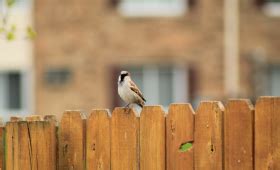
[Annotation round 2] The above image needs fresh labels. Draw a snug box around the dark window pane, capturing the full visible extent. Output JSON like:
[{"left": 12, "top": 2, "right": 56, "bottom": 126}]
[
  {"left": 45, "top": 68, "right": 72, "bottom": 86},
  {"left": 7, "top": 73, "right": 21, "bottom": 109}
]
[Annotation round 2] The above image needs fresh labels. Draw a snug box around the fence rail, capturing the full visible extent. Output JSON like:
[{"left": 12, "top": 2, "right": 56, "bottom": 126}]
[{"left": 0, "top": 96, "right": 279, "bottom": 170}]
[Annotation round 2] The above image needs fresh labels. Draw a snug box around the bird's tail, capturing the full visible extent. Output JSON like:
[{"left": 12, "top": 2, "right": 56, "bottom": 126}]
[{"left": 137, "top": 100, "right": 145, "bottom": 108}]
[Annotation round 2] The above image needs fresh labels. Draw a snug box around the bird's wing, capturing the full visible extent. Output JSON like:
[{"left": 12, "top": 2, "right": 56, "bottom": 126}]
[{"left": 129, "top": 80, "right": 146, "bottom": 102}]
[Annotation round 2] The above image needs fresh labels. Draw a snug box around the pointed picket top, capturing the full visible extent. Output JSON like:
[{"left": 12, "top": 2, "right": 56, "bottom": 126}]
[
  {"left": 141, "top": 105, "right": 166, "bottom": 117},
  {"left": 44, "top": 115, "right": 57, "bottom": 121},
  {"left": 167, "top": 103, "right": 194, "bottom": 170},
  {"left": 195, "top": 101, "right": 224, "bottom": 170},
  {"left": 168, "top": 103, "right": 195, "bottom": 115},
  {"left": 112, "top": 107, "right": 138, "bottom": 118},
  {"left": 226, "top": 99, "right": 254, "bottom": 111},
  {"left": 10, "top": 116, "right": 23, "bottom": 122},
  {"left": 26, "top": 115, "right": 42, "bottom": 121},
  {"left": 88, "top": 109, "right": 111, "bottom": 119},
  {"left": 196, "top": 101, "right": 225, "bottom": 113},
  {"left": 62, "top": 110, "right": 87, "bottom": 120}
]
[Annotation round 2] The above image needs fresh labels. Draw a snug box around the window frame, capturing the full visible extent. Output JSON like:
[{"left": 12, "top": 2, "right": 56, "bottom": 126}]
[{"left": 0, "top": 70, "right": 33, "bottom": 121}]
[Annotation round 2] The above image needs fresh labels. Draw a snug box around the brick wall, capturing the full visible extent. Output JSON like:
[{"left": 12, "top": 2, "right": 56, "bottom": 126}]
[{"left": 34, "top": 0, "right": 279, "bottom": 117}]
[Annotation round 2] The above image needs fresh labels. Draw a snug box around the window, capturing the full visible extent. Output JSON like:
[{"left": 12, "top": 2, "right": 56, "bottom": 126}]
[
  {"left": 117, "top": 0, "right": 188, "bottom": 17},
  {"left": 0, "top": 71, "right": 31, "bottom": 121},
  {"left": 116, "top": 66, "right": 189, "bottom": 110},
  {"left": 263, "top": 0, "right": 280, "bottom": 17},
  {"left": 268, "top": 66, "right": 280, "bottom": 95},
  {"left": 44, "top": 68, "right": 72, "bottom": 86}
]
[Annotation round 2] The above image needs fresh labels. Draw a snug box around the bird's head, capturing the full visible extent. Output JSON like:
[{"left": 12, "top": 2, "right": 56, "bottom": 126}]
[{"left": 118, "top": 70, "right": 130, "bottom": 83}]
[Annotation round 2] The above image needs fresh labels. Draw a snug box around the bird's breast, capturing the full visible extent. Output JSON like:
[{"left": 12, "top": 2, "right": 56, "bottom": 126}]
[{"left": 118, "top": 83, "right": 135, "bottom": 103}]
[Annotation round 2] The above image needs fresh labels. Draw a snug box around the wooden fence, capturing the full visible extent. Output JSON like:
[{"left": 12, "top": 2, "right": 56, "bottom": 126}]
[{"left": 0, "top": 96, "right": 279, "bottom": 170}]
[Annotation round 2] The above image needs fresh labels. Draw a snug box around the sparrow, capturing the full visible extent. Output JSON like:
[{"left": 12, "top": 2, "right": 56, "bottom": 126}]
[{"left": 118, "top": 71, "right": 146, "bottom": 108}]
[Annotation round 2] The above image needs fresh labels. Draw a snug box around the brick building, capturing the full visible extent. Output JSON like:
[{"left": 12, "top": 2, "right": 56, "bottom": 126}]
[{"left": 30, "top": 0, "right": 280, "bottom": 117}]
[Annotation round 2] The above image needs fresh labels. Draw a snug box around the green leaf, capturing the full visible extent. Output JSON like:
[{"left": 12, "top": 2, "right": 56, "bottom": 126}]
[
  {"left": 6, "top": 31, "right": 15, "bottom": 41},
  {"left": 26, "top": 26, "right": 36, "bottom": 39},
  {"left": 6, "top": 0, "right": 16, "bottom": 7},
  {"left": 179, "top": 142, "right": 193, "bottom": 152}
]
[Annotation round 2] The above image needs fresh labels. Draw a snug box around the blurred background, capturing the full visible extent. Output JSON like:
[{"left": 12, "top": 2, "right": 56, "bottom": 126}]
[{"left": 0, "top": 0, "right": 279, "bottom": 120}]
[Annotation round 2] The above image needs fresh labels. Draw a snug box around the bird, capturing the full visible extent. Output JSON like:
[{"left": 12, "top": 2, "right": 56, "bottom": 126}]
[{"left": 118, "top": 70, "right": 146, "bottom": 108}]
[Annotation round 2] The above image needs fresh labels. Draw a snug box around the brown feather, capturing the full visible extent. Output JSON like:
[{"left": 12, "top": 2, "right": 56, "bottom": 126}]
[{"left": 129, "top": 80, "right": 146, "bottom": 102}]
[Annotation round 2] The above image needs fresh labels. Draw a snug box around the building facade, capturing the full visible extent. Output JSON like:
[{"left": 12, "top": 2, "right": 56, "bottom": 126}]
[
  {"left": 0, "top": 0, "right": 34, "bottom": 121},
  {"left": 34, "top": 0, "right": 280, "bottom": 118}
]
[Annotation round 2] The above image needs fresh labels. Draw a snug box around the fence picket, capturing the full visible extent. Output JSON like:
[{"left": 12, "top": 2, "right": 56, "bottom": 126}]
[
  {"left": 166, "top": 104, "right": 194, "bottom": 170},
  {"left": 58, "top": 111, "right": 86, "bottom": 170},
  {"left": 6, "top": 121, "right": 20, "bottom": 170},
  {"left": 18, "top": 121, "right": 32, "bottom": 169},
  {"left": 86, "top": 110, "right": 111, "bottom": 170},
  {"left": 2, "top": 97, "right": 280, "bottom": 169},
  {"left": 194, "top": 101, "right": 224, "bottom": 170},
  {"left": 255, "top": 97, "right": 280, "bottom": 169},
  {"left": 224, "top": 100, "right": 254, "bottom": 170},
  {"left": 25, "top": 115, "right": 57, "bottom": 170},
  {"left": 111, "top": 108, "right": 139, "bottom": 170},
  {"left": 0, "top": 119, "right": 4, "bottom": 170},
  {"left": 140, "top": 106, "right": 165, "bottom": 170},
  {"left": 44, "top": 115, "right": 58, "bottom": 170}
]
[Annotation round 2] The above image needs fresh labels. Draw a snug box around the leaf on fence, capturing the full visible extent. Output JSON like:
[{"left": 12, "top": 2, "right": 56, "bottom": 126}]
[{"left": 179, "top": 142, "right": 193, "bottom": 152}]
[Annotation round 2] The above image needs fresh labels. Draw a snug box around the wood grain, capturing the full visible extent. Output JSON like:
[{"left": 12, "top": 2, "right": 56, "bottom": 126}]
[
  {"left": 59, "top": 111, "right": 86, "bottom": 170},
  {"left": 18, "top": 121, "right": 32, "bottom": 169},
  {"left": 194, "top": 101, "right": 224, "bottom": 170},
  {"left": 86, "top": 109, "right": 111, "bottom": 170},
  {"left": 5, "top": 122, "right": 20, "bottom": 170},
  {"left": 27, "top": 120, "right": 57, "bottom": 170},
  {"left": 111, "top": 108, "right": 139, "bottom": 170},
  {"left": 140, "top": 106, "right": 165, "bottom": 170},
  {"left": 44, "top": 114, "right": 58, "bottom": 170},
  {"left": 255, "top": 96, "right": 280, "bottom": 170},
  {"left": 224, "top": 100, "right": 254, "bottom": 170},
  {"left": 166, "top": 104, "right": 194, "bottom": 170}
]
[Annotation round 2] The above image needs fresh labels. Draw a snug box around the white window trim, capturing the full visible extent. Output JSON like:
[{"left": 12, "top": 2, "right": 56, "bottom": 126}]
[
  {"left": 117, "top": 0, "right": 187, "bottom": 17},
  {"left": 143, "top": 66, "right": 159, "bottom": 104},
  {"left": 172, "top": 67, "right": 188, "bottom": 103},
  {"left": 263, "top": 2, "right": 280, "bottom": 17}
]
